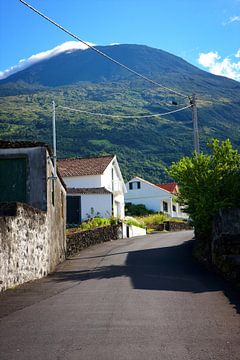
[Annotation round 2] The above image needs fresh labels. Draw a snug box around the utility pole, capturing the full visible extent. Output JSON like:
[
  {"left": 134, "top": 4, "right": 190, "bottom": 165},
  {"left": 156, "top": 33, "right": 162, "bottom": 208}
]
[
  {"left": 52, "top": 100, "right": 57, "bottom": 179},
  {"left": 190, "top": 94, "right": 200, "bottom": 153}
]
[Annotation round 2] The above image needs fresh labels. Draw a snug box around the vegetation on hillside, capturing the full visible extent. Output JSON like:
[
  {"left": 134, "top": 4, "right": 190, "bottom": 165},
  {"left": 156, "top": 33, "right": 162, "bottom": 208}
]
[
  {"left": 1, "top": 44, "right": 240, "bottom": 183},
  {"left": 0, "top": 81, "right": 240, "bottom": 183},
  {"left": 168, "top": 139, "right": 240, "bottom": 259}
]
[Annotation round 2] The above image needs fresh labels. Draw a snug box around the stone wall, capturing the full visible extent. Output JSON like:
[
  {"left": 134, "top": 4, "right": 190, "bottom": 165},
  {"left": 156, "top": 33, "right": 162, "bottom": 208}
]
[
  {"left": 212, "top": 208, "right": 240, "bottom": 283},
  {"left": 0, "top": 203, "right": 48, "bottom": 291},
  {"left": 66, "top": 224, "right": 121, "bottom": 257},
  {"left": 156, "top": 221, "right": 192, "bottom": 231},
  {"left": 0, "top": 200, "right": 66, "bottom": 292}
]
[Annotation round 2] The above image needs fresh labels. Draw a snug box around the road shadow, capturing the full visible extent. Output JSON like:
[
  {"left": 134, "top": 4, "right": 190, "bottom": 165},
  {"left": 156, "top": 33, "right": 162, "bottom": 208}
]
[{"left": 52, "top": 240, "right": 240, "bottom": 313}]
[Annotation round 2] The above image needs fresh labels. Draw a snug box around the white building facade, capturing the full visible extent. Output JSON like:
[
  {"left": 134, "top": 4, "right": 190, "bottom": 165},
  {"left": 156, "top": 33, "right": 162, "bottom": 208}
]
[
  {"left": 58, "top": 155, "right": 126, "bottom": 223},
  {"left": 125, "top": 177, "right": 188, "bottom": 219}
]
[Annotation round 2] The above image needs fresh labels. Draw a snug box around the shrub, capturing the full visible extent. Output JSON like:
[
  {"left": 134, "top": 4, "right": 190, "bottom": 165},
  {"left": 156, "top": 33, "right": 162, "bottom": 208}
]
[
  {"left": 138, "top": 213, "right": 169, "bottom": 229},
  {"left": 168, "top": 139, "right": 240, "bottom": 259},
  {"left": 124, "top": 216, "right": 146, "bottom": 229},
  {"left": 125, "top": 202, "right": 154, "bottom": 216}
]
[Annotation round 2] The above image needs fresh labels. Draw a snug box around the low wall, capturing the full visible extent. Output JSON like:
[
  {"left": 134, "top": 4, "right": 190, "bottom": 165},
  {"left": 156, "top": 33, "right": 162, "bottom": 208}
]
[
  {"left": 66, "top": 224, "right": 122, "bottom": 257},
  {"left": 156, "top": 221, "right": 192, "bottom": 231},
  {"left": 212, "top": 208, "right": 240, "bottom": 282},
  {"left": 124, "top": 224, "right": 146, "bottom": 238},
  {"left": 0, "top": 202, "right": 65, "bottom": 292}
]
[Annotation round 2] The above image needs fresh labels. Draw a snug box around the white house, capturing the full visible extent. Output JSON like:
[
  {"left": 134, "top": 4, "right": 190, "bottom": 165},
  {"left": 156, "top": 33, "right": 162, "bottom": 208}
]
[
  {"left": 58, "top": 155, "right": 126, "bottom": 223},
  {"left": 125, "top": 176, "right": 188, "bottom": 219}
]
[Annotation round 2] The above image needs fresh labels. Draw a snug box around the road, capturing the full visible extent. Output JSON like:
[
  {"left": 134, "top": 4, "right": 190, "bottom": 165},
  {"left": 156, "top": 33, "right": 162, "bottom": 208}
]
[{"left": 0, "top": 231, "right": 239, "bottom": 360}]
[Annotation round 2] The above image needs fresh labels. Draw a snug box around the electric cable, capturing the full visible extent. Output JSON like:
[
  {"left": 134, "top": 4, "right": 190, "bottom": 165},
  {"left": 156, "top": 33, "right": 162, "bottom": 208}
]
[
  {"left": 57, "top": 104, "right": 192, "bottom": 118},
  {"left": 19, "top": 0, "right": 189, "bottom": 99}
]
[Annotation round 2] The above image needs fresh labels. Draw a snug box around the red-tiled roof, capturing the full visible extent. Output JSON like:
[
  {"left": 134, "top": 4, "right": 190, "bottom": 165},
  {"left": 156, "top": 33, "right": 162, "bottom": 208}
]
[
  {"left": 67, "top": 187, "right": 111, "bottom": 195},
  {"left": 156, "top": 182, "right": 178, "bottom": 193},
  {"left": 57, "top": 155, "right": 114, "bottom": 177}
]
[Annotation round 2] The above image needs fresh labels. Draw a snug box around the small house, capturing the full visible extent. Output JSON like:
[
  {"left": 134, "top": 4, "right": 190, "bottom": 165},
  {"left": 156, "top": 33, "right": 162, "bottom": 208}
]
[
  {"left": 57, "top": 155, "right": 126, "bottom": 224},
  {"left": 125, "top": 176, "right": 187, "bottom": 219}
]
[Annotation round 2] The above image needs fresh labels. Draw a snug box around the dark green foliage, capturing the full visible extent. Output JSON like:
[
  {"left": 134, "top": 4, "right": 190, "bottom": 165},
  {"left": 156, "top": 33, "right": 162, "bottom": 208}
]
[
  {"left": 169, "top": 139, "right": 240, "bottom": 259},
  {"left": 125, "top": 203, "right": 154, "bottom": 216}
]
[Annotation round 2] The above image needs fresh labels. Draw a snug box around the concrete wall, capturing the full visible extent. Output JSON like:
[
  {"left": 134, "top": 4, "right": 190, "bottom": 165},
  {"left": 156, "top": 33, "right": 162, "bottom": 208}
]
[
  {"left": 0, "top": 147, "right": 66, "bottom": 292},
  {"left": 122, "top": 223, "right": 146, "bottom": 238}
]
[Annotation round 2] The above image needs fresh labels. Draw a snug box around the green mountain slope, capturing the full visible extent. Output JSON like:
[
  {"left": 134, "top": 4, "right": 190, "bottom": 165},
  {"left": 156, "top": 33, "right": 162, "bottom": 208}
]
[{"left": 0, "top": 44, "right": 240, "bottom": 182}]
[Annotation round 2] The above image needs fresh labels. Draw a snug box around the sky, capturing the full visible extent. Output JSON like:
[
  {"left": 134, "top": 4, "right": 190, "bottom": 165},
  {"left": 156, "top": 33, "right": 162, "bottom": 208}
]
[{"left": 0, "top": 0, "right": 240, "bottom": 81}]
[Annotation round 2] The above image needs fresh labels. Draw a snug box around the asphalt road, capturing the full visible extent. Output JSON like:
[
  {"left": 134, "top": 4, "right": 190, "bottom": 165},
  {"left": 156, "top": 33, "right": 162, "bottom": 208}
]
[{"left": 0, "top": 231, "right": 240, "bottom": 360}]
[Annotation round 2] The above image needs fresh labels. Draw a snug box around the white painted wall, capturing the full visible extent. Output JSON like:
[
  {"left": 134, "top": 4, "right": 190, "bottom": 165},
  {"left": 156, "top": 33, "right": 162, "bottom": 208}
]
[
  {"left": 113, "top": 193, "right": 125, "bottom": 218},
  {"left": 80, "top": 194, "right": 112, "bottom": 221},
  {"left": 63, "top": 175, "right": 102, "bottom": 188},
  {"left": 125, "top": 177, "right": 171, "bottom": 213},
  {"left": 125, "top": 177, "right": 188, "bottom": 219}
]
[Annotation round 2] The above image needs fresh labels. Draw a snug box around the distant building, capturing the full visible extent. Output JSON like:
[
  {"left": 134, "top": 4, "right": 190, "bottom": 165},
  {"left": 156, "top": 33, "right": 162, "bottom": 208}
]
[
  {"left": 125, "top": 176, "right": 188, "bottom": 219},
  {"left": 58, "top": 155, "right": 126, "bottom": 224},
  {"left": 0, "top": 141, "right": 66, "bottom": 291}
]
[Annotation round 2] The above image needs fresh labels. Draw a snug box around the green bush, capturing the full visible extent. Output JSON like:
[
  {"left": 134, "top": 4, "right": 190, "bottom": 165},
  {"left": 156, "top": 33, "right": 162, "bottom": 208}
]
[
  {"left": 125, "top": 203, "right": 154, "bottom": 216},
  {"left": 124, "top": 216, "right": 146, "bottom": 229},
  {"left": 138, "top": 213, "right": 169, "bottom": 229},
  {"left": 168, "top": 139, "right": 240, "bottom": 259}
]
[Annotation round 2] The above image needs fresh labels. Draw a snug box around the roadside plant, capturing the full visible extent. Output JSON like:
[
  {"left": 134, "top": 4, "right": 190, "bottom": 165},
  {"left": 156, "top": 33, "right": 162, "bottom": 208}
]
[{"left": 168, "top": 139, "right": 240, "bottom": 258}]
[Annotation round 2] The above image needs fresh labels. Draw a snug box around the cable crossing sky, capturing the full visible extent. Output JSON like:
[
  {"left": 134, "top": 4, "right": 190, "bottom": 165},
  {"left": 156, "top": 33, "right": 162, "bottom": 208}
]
[{"left": 19, "top": 0, "right": 189, "bottom": 100}]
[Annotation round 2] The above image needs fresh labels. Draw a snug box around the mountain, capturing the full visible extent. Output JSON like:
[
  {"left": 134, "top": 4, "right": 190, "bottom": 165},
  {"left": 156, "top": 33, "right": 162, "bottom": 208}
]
[{"left": 0, "top": 44, "right": 240, "bottom": 182}]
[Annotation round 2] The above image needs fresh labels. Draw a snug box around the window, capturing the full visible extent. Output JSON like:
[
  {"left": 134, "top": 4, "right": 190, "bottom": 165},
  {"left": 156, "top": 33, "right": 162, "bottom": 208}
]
[
  {"left": 172, "top": 204, "right": 176, "bottom": 212},
  {"left": 129, "top": 181, "right": 141, "bottom": 190},
  {"left": 163, "top": 201, "right": 168, "bottom": 212}
]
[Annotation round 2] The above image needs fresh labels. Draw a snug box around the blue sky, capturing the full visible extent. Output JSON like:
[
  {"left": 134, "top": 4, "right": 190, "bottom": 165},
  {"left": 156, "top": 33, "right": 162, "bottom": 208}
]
[{"left": 0, "top": 0, "right": 240, "bottom": 80}]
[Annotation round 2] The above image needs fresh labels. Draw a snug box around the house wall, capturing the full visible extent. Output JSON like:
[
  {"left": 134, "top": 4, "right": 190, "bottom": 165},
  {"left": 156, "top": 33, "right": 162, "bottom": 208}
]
[
  {"left": 113, "top": 193, "right": 125, "bottom": 218},
  {"left": 63, "top": 175, "right": 102, "bottom": 188},
  {"left": 102, "top": 160, "right": 125, "bottom": 218},
  {"left": 81, "top": 194, "right": 112, "bottom": 221},
  {"left": 46, "top": 154, "right": 66, "bottom": 272},
  {"left": 125, "top": 178, "right": 188, "bottom": 219},
  {"left": 0, "top": 147, "right": 66, "bottom": 292},
  {"left": 125, "top": 178, "right": 172, "bottom": 213}
]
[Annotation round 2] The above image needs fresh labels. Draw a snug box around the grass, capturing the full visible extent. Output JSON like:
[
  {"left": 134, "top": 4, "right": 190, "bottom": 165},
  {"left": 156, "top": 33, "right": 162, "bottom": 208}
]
[
  {"left": 66, "top": 217, "right": 117, "bottom": 234},
  {"left": 123, "top": 216, "right": 146, "bottom": 229},
  {"left": 137, "top": 213, "right": 169, "bottom": 229}
]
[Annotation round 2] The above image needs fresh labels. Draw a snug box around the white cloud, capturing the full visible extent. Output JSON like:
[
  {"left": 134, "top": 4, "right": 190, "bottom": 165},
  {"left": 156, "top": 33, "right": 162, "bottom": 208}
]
[
  {"left": 228, "top": 15, "right": 240, "bottom": 23},
  {"left": 197, "top": 49, "right": 240, "bottom": 81},
  {"left": 0, "top": 41, "right": 95, "bottom": 80},
  {"left": 223, "top": 15, "right": 240, "bottom": 25},
  {"left": 198, "top": 52, "right": 220, "bottom": 68}
]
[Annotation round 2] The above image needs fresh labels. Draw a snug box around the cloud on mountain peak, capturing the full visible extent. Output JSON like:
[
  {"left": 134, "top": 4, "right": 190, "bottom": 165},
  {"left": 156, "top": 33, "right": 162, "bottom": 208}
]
[{"left": 0, "top": 41, "right": 95, "bottom": 80}]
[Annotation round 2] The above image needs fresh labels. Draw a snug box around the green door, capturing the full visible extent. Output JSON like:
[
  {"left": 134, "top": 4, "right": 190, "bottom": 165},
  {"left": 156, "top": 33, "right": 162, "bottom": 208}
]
[{"left": 0, "top": 158, "right": 27, "bottom": 202}]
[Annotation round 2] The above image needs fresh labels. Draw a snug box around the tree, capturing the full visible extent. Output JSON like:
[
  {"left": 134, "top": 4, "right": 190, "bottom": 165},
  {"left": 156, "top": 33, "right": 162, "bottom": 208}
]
[{"left": 168, "top": 139, "right": 240, "bottom": 259}]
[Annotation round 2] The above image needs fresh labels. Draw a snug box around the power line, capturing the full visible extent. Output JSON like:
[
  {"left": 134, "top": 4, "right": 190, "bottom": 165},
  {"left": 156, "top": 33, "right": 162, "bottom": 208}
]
[
  {"left": 57, "top": 104, "right": 192, "bottom": 118},
  {"left": 19, "top": 0, "right": 189, "bottom": 99}
]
